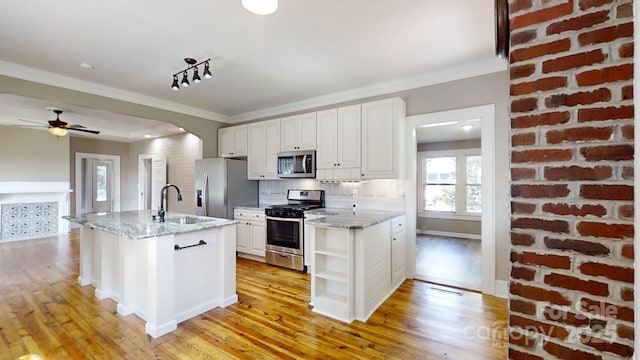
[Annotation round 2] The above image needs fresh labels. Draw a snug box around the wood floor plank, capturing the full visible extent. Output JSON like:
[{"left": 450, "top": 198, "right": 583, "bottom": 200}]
[{"left": 0, "top": 231, "right": 507, "bottom": 359}]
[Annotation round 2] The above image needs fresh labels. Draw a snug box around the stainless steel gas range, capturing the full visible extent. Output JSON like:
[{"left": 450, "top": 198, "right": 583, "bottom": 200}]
[{"left": 264, "top": 189, "right": 325, "bottom": 272}]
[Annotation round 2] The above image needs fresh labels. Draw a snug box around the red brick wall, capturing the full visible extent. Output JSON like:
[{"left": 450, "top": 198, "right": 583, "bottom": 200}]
[{"left": 508, "top": 0, "right": 635, "bottom": 358}]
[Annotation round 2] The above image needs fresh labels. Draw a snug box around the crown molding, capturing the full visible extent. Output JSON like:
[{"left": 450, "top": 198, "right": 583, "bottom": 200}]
[
  {"left": 0, "top": 60, "right": 230, "bottom": 123},
  {"left": 229, "top": 58, "right": 508, "bottom": 123},
  {"left": 0, "top": 58, "right": 507, "bottom": 126}
]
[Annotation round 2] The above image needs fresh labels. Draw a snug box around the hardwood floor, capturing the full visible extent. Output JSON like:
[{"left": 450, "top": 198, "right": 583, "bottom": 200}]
[
  {"left": 0, "top": 231, "right": 507, "bottom": 359},
  {"left": 415, "top": 234, "right": 482, "bottom": 291}
]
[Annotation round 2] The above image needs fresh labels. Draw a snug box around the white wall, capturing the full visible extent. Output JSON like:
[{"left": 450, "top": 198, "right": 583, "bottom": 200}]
[
  {"left": 128, "top": 133, "right": 203, "bottom": 213},
  {"left": 0, "top": 126, "right": 70, "bottom": 182}
]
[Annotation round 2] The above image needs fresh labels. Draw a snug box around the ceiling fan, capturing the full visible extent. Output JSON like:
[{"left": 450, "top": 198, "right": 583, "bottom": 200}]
[{"left": 16, "top": 109, "right": 101, "bottom": 137}]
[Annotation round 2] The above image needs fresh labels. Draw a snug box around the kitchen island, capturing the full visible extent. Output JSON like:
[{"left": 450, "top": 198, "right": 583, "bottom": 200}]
[
  {"left": 305, "top": 209, "right": 406, "bottom": 323},
  {"left": 63, "top": 210, "right": 238, "bottom": 338}
]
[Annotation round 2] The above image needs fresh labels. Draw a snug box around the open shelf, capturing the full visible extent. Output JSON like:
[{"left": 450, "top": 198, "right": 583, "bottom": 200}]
[
  {"left": 315, "top": 248, "right": 348, "bottom": 258},
  {"left": 315, "top": 277, "right": 348, "bottom": 303},
  {"left": 315, "top": 269, "right": 348, "bottom": 283}
]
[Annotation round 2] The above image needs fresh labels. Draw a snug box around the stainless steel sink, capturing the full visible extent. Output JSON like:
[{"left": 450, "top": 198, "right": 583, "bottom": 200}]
[{"left": 164, "top": 216, "right": 213, "bottom": 225}]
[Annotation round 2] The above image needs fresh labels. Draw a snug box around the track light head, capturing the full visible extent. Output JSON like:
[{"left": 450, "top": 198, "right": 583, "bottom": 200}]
[
  {"left": 203, "top": 62, "right": 212, "bottom": 79},
  {"left": 193, "top": 68, "right": 201, "bottom": 83},
  {"left": 181, "top": 71, "right": 190, "bottom": 88},
  {"left": 171, "top": 75, "right": 180, "bottom": 91}
]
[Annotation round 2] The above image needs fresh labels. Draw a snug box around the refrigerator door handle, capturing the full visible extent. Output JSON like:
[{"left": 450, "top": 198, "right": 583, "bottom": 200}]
[{"left": 202, "top": 173, "right": 208, "bottom": 216}]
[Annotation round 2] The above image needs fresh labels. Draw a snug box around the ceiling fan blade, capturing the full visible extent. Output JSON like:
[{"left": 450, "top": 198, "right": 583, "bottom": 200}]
[
  {"left": 11, "top": 125, "right": 47, "bottom": 128},
  {"left": 18, "top": 118, "right": 47, "bottom": 125},
  {"left": 68, "top": 127, "right": 100, "bottom": 134},
  {"left": 67, "top": 124, "right": 86, "bottom": 129}
]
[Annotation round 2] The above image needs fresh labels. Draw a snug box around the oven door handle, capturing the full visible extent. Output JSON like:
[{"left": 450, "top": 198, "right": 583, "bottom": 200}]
[{"left": 266, "top": 216, "right": 304, "bottom": 223}]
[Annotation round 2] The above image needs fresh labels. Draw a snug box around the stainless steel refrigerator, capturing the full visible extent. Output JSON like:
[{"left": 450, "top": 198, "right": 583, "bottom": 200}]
[{"left": 194, "top": 158, "right": 258, "bottom": 219}]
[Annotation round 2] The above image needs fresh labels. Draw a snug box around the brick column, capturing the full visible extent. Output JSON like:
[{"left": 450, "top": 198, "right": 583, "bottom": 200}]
[{"left": 508, "top": 0, "right": 635, "bottom": 358}]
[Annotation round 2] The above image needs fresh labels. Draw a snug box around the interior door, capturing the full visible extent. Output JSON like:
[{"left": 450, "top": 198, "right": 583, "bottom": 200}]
[{"left": 92, "top": 160, "right": 113, "bottom": 212}]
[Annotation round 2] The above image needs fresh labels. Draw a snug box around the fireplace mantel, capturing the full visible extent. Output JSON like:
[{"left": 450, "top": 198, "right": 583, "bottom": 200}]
[{"left": 0, "top": 182, "right": 73, "bottom": 194}]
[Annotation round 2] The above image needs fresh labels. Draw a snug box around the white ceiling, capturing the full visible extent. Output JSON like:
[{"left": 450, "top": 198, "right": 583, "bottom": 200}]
[
  {"left": 416, "top": 118, "right": 482, "bottom": 143},
  {"left": 0, "top": 0, "right": 505, "bottom": 141}
]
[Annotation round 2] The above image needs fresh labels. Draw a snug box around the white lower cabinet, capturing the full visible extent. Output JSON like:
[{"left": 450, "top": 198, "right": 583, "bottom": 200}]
[
  {"left": 234, "top": 208, "right": 266, "bottom": 258},
  {"left": 309, "top": 215, "right": 406, "bottom": 323}
]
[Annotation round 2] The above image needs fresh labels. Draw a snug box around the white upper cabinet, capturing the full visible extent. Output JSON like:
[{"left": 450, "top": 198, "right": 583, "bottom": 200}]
[
  {"left": 361, "top": 98, "right": 405, "bottom": 179},
  {"left": 218, "top": 125, "right": 248, "bottom": 158},
  {"left": 316, "top": 109, "right": 338, "bottom": 170},
  {"left": 316, "top": 105, "right": 361, "bottom": 181},
  {"left": 247, "top": 119, "right": 280, "bottom": 180},
  {"left": 337, "top": 105, "right": 361, "bottom": 169},
  {"left": 281, "top": 112, "right": 317, "bottom": 151}
]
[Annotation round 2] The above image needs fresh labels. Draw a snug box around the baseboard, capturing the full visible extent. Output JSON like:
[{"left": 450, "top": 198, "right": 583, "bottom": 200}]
[
  {"left": 417, "top": 229, "right": 481, "bottom": 240},
  {"left": 94, "top": 288, "right": 111, "bottom": 300},
  {"left": 145, "top": 320, "right": 178, "bottom": 338},
  {"left": 175, "top": 299, "right": 222, "bottom": 323},
  {"left": 116, "top": 303, "right": 135, "bottom": 316},
  {"left": 494, "top": 280, "right": 508, "bottom": 299},
  {"left": 237, "top": 253, "right": 266, "bottom": 262},
  {"left": 77, "top": 276, "right": 91, "bottom": 286},
  {"left": 222, "top": 294, "right": 239, "bottom": 307}
]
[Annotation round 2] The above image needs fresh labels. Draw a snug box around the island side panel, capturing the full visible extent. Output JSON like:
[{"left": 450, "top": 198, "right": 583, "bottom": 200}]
[
  {"left": 144, "top": 234, "right": 177, "bottom": 338},
  {"left": 78, "top": 225, "right": 94, "bottom": 286},
  {"left": 93, "top": 229, "right": 119, "bottom": 301},
  {"left": 354, "top": 220, "right": 391, "bottom": 322},
  {"left": 174, "top": 228, "right": 224, "bottom": 322},
  {"left": 219, "top": 223, "right": 238, "bottom": 306},
  {"left": 116, "top": 236, "right": 137, "bottom": 316}
]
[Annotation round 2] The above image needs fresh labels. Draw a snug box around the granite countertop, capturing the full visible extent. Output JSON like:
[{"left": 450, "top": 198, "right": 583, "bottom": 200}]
[
  {"left": 63, "top": 210, "right": 237, "bottom": 240},
  {"left": 305, "top": 208, "right": 404, "bottom": 229}
]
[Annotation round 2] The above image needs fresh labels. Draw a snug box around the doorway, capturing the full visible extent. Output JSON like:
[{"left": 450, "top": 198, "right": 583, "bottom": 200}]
[
  {"left": 74, "top": 152, "right": 121, "bottom": 215},
  {"left": 405, "top": 104, "right": 497, "bottom": 295},
  {"left": 415, "top": 128, "right": 483, "bottom": 291},
  {"left": 137, "top": 154, "right": 167, "bottom": 211}
]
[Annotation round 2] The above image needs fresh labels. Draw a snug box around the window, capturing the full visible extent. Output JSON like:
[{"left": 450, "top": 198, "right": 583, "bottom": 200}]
[
  {"left": 424, "top": 156, "right": 456, "bottom": 212},
  {"left": 419, "top": 149, "right": 481, "bottom": 217}
]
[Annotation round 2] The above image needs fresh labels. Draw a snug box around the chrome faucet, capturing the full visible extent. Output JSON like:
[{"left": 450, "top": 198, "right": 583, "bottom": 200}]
[{"left": 158, "top": 184, "right": 183, "bottom": 222}]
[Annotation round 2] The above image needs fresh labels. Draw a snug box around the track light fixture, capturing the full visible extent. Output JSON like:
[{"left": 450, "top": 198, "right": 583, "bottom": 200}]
[{"left": 171, "top": 58, "right": 211, "bottom": 91}]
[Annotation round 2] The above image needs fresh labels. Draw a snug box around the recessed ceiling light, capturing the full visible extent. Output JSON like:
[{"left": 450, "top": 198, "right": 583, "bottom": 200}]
[
  {"left": 420, "top": 121, "right": 458, "bottom": 128},
  {"left": 461, "top": 125, "right": 473, "bottom": 131},
  {"left": 178, "top": 127, "right": 185, "bottom": 132},
  {"left": 80, "top": 62, "right": 94, "bottom": 70},
  {"left": 144, "top": 134, "right": 152, "bottom": 138}
]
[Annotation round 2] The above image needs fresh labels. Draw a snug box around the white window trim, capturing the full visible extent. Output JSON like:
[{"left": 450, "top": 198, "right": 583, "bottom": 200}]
[{"left": 417, "top": 148, "right": 481, "bottom": 219}]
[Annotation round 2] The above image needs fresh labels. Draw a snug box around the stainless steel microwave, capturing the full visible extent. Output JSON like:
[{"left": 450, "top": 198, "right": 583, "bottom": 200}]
[{"left": 277, "top": 150, "right": 316, "bottom": 178}]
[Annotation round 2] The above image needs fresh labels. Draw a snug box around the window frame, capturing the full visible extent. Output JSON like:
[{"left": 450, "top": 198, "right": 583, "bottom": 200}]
[{"left": 417, "top": 148, "right": 482, "bottom": 221}]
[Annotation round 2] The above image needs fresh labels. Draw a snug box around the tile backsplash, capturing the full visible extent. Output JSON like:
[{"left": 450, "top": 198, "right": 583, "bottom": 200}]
[
  {"left": 258, "top": 179, "right": 406, "bottom": 211},
  {"left": 1, "top": 202, "right": 58, "bottom": 241}
]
